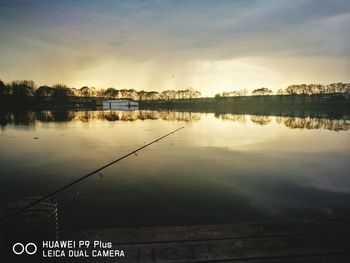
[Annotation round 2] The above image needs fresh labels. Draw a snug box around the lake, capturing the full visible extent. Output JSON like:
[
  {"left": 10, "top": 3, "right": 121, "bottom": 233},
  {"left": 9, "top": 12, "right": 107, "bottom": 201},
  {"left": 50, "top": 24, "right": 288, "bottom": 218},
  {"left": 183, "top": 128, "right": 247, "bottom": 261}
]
[{"left": 0, "top": 110, "right": 349, "bottom": 232}]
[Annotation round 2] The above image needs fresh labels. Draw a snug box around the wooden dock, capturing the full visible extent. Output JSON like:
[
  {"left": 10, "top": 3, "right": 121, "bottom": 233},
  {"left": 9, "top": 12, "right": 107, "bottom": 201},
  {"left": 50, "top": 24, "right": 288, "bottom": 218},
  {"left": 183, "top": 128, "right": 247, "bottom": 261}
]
[{"left": 71, "top": 218, "right": 350, "bottom": 262}]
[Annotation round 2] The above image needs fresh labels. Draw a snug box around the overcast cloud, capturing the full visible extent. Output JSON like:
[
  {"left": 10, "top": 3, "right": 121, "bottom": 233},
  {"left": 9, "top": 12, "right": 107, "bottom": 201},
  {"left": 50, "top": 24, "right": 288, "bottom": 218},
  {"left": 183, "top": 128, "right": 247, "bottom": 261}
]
[{"left": 0, "top": 0, "right": 349, "bottom": 95}]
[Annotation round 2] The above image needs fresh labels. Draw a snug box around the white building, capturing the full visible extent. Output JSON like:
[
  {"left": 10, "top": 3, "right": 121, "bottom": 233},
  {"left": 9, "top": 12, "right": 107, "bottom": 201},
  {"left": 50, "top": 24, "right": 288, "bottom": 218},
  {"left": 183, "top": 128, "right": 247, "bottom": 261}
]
[{"left": 102, "top": 99, "right": 139, "bottom": 110}]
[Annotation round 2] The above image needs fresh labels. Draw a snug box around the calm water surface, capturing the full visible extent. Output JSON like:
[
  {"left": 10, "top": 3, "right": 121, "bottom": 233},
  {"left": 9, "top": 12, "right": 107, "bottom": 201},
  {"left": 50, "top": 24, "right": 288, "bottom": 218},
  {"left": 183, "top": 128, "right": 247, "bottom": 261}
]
[{"left": 0, "top": 110, "right": 350, "bottom": 231}]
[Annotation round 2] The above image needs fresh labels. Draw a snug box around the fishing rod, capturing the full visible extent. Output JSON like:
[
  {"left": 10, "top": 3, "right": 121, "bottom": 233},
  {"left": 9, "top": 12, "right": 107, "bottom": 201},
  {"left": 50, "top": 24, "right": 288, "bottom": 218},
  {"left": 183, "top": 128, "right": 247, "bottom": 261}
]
[{"left": 0, "top": 126, "right": 184, "bottom": 222}]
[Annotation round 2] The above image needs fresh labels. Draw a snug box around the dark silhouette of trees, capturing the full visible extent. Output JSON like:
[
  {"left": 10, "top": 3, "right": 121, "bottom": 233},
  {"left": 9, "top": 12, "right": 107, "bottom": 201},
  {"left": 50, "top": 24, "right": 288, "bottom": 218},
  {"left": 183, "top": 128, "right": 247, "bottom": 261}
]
[
  {"left": 96, "top": 88, "right": 105, "bottom": 99},
  {"left": 104, "top": 88, "right": 119, "bottom": 98},
  {"left": 160, "top": 90, "right": 176, "bottom": 100},
  {"left": 252, "top": 87, "right": 273, "bottom": 96},
  {"left": 0, "top": 79, "right": 7, "bottom": 97},
  {"left": 2, "top": 77, "right": 349, "bottom": 110},
  {"left": 137, "top": 90, "right": 148, "bottom": 101},
  {"left": 52, "top": 84, "right": 72, "bottom": 102},
  {"left": 79, "top": 86, "right": 96, "bottom": 98},
  {"left": 186, "top": 88, "right": 201, "bottom": 100},
  {"left": 118, "top": 89, "right": 137, "bottom": 99},
  {"left": 217, "top": 83, "right": 349, "bottom": 97},
  {"left": 148, "top": 91, "right": 160, "bottom": 100},
  {"left": 11, "top": 80, "right": 36, "bottom": 98},
  {"left": 158, "top": 89, "right": 201, "bottom": 100},
  {"left": 1, "top": 78, "right": 203, "bottom": 104},
  {"left": 284, "top": 83, "right": 349, "bottom": 95},
  {"left": 138, "top": 91, "right": 161, "bottom": 100},
  {"left": 35, "top": 85, "right": 54, "bottom": 98}
]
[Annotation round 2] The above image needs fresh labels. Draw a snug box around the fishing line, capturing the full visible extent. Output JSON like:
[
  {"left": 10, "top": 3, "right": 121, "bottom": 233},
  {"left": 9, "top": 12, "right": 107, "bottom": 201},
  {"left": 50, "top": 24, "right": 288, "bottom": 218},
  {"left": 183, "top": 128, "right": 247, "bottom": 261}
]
[{"left": 0, "top": 126, "right": 184, "bottom": 222}]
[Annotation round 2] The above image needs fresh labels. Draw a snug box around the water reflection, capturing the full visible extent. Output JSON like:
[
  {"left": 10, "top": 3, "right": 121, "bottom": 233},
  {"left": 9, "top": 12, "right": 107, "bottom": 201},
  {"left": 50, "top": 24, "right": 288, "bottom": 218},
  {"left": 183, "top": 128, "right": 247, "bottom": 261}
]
[
  {"left": 276, "top": 116, "right": 350, "bottom": 131},
  {"left": 215, "top": 113, "right": 350, "bottom": 131},
  {"left": 0, "top": 110, "right": 349, "bottom": 131},
  {"left": 0, "top": 109, "right": 349, "bottom": 230},
  {"left": 250, "top": 115, "right": 272, "bottom": 125}
]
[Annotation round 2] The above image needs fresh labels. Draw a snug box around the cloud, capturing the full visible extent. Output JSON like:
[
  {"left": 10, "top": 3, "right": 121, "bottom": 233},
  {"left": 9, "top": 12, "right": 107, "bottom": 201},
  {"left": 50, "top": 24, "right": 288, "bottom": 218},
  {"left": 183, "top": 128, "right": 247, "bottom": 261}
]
[{"left": 0, "top": 0, "right": 349, "bottom": 94}]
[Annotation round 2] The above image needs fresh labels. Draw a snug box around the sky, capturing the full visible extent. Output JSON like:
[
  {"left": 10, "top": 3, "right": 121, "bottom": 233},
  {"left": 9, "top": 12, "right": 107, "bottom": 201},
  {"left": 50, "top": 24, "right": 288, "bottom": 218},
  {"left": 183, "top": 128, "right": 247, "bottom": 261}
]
[{"left": 0, "top": 0, "right": 349, "bottom": 96}]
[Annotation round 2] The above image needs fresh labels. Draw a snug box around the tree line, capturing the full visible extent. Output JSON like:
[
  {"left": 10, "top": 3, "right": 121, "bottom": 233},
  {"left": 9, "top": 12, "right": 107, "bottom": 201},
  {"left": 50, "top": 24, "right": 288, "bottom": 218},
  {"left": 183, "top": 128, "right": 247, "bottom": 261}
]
[
  {"left": 0, "top": 79, "right": 201, "bottom": 102},
  {"left": 215, "top": 82, "right": 349, "bottom": 98},
  {"left": 1, "top": 79, "right": 349, "bottom": 103}
]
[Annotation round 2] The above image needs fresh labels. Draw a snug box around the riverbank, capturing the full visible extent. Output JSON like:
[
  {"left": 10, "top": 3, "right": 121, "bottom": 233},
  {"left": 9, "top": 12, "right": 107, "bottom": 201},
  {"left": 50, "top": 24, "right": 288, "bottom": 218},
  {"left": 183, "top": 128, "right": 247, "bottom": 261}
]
[{"left": 1, "top": 94, "right": 349, "bottom": 115}]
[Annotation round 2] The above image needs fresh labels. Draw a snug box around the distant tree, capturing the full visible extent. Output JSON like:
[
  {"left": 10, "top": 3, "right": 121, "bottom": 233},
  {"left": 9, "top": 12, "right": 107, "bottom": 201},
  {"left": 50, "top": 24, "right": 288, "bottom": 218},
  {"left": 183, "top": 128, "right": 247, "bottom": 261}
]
[
  {"left": 79, "top": 86, "right": 95, "bottom": 97},
  {"left": 0, "top": 79, "right": 6, "bottom": 97},
  {"left": 283, "top": 83, "right": 350, "bottom": 95},
  {"left": 251, "top": 87, "right": 273, "bottom": 96},
  {"left": 95, "top": 89, "right": 105, "bottom": 99},
  {"left": 104, "top": 88, "right": 119, "bottom": 98},
  {"left": 52, "top": 84, "right": 72, "bottom": 102},
  {"left": 161, "top": 90, "right": 177, "bottom": 100},
  {"left": 175, "top": 90, "right": 186, "bottom": 99},
  {"left": 327, "top": 82, "right": 348, "bottom": 94},
  {"left": 11, "top": 80, "right": 36, "bottom": 97},
  {"left": 70, "top": 88, "right": 79, "bottom": 96},
  {"left": 119, "top": 89, "right": 129, "bottom": 99},
  {"left": 149, "top": 91, "right": 160, "bottom": 100},
  {"left": 35, "top": 85, "right": 54, "bottom": 98},
  {"left": 186, "top": 87, "right": 201, "bottom": 100},
  {"left": 127, "top": 89, "right": 138, "bottom": 100},
  {"left": 285, "top": 85, "right": 299, "bottom": 95},
  {"left": 214, "top": 93, "right": 221, "bottom": 99},
  {"left": 137, "top": 90, "right": 148, "bottom": 101},
  {"left": 221, "top": 91, "right": 242, "bottom": 97},
  {"left": 116, "top": 89, "right": 138, "bottom": 99}
]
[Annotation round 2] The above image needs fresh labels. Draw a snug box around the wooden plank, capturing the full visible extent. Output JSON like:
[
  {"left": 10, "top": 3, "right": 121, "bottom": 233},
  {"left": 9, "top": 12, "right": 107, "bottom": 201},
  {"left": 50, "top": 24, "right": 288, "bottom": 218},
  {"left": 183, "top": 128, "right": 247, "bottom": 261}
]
[
  {"left": 67, "top": 233, "right": 350, "bottom": 262},
  {"left": 72, "top": 218, "right": 350, "bottom": 244},
  {"left": 223, "top": 254, "right": 350, "bottom": 263},
  {"left": 2, "top": 220, "right": 350, "bottom": 262}
]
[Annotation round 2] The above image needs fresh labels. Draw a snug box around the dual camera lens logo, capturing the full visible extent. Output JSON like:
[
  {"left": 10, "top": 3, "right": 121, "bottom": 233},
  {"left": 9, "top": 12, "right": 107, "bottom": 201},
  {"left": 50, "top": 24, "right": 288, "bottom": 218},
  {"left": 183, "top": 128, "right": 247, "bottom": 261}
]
[{"left": 12, "top": 243, "right": 37, "bottom": 255}]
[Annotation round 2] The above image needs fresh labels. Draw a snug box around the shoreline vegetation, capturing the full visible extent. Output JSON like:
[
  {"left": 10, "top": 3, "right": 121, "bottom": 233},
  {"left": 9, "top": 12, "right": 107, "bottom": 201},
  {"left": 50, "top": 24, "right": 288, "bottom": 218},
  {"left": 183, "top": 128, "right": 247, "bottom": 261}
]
[{"left": 0, "top": 79, "right": 349, "bottom": 114}]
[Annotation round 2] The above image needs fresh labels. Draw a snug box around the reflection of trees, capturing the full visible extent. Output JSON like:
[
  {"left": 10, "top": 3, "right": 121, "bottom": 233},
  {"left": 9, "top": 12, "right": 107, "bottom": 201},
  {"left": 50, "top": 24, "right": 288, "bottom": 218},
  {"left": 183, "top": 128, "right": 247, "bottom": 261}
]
[
  {"left": 250, "top": 115, "right": 272, "bottom": 125},
  {"left": 158, "top": 111, "right": 201, "bottom": 122},
  {"left": 65, "top": 110, "right": 201, "bottom": 122},
  {"left": 276, "top": 117, "right": 350, "bottom": 131},
  {"left": 0, "top": 110, "right": 201, "bottom": 125},
  {"left": 1, "top": 111, "right": 349, "bottom": 131},
  {"left": 214, "top": 113, "right": 349, "bottom": 131},
  {"left": 51, "top": 111, "right": 75, "bottom": 122},
  {"left": 215, "top": 113, "right": 247, "bottom": 123},
  {"left": 36, "top": 111, "right": 54, "bottom": 122},
  {"left": 36, "top": 111, "right": 75, "bottom": 122},
  {"left": 0, "top": 112, "right": 36, "bottom": 128}
]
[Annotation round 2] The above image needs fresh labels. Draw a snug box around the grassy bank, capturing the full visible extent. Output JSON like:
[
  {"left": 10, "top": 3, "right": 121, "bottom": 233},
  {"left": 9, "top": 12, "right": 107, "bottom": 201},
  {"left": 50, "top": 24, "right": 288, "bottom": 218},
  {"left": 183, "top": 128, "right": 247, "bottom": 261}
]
[{"left": 140, "top": 94, "right": 350, "bottom": 116}]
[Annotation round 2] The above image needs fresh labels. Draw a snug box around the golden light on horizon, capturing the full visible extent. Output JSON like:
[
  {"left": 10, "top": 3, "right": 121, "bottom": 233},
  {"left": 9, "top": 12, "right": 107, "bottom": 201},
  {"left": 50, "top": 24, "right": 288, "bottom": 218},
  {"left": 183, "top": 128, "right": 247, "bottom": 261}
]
[{"left": 0, "top": 1, "right": 349, "bottom": 96}]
